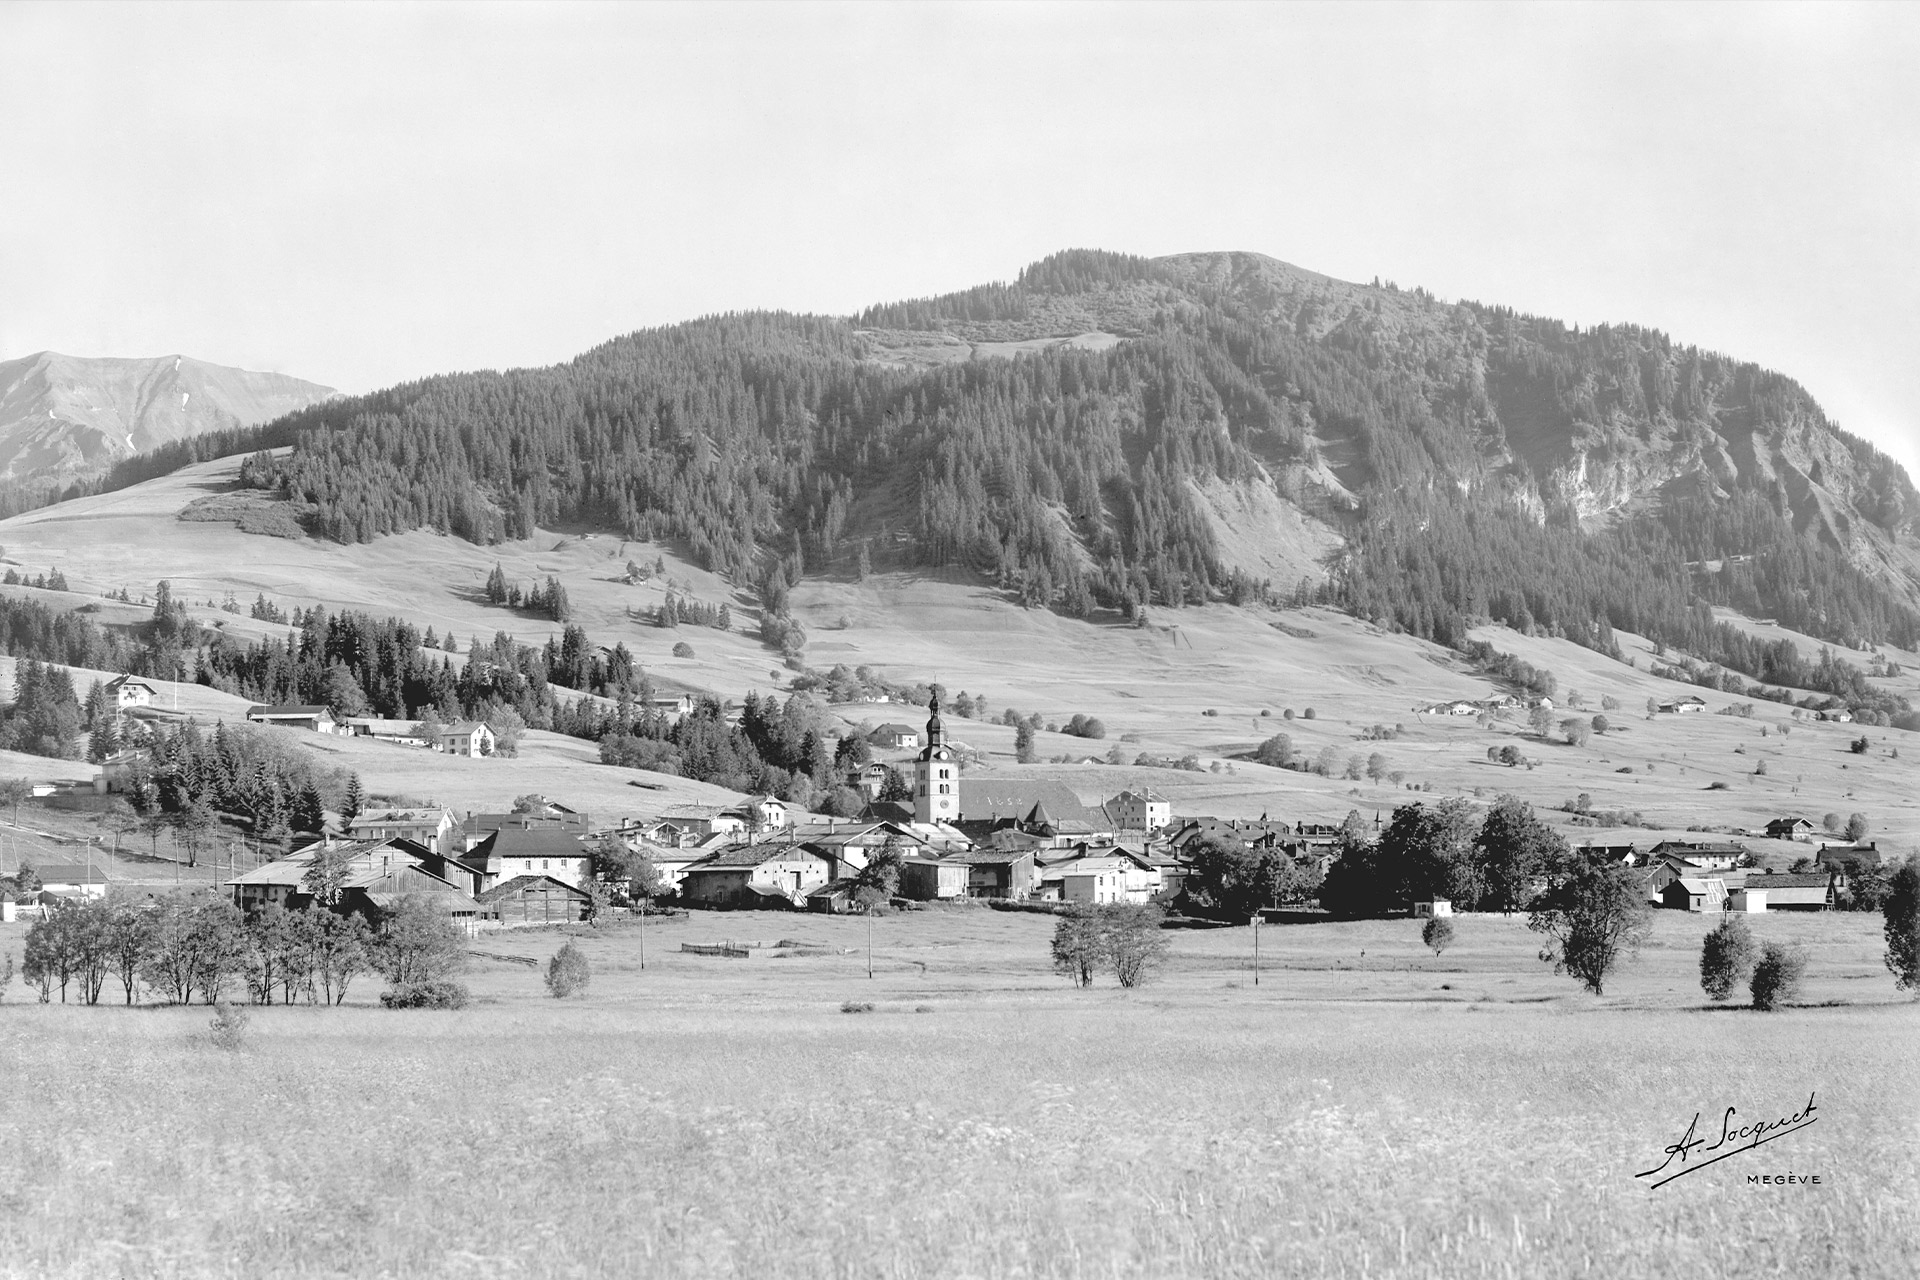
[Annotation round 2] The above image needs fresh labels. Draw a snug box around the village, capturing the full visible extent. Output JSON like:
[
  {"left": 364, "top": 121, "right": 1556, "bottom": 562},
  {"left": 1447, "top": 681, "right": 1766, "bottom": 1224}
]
[{"left": 2, "top": 688, "right": 1891, "bottom": 939}]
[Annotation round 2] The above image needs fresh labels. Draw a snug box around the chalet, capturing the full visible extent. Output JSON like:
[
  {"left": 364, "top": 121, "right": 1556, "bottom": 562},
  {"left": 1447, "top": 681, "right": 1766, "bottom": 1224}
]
[
  {"left": 1815, "top": 708, "right": 1854, "bottom": 723},
  {"left": 1657, "top": 696, "right": 1708, "bottom": 714},
  {"left": 436, "top": 721, "right": 496, "bottom": 757},
  {"left": 649, "top": 693, "right": 697, "bottom": 717},
  {"left": 1413, "top": 898, "right": 1453, "bottom": 918},
  {"left": 1420, "top": 701, "right": 1479, "bottom": 717},
  {"left": 1742, "top": 871, "right": 1834, "bottom": 911},
  {"left": 33, "top": 864, "right": 109, "bottom": 900},
  {"left": 899, "top": 856, "right": 970, "bottom": 901},
  {"left": 347, "top": 807, "right": 458, "bottom": 857},
  {"left": 460, "top": 827, "right": 591, "bottom": 891},
  {"left": 1107, "top": 788, "right": 1172, "bottom": 832},
  {"left": 1661, "top": 876, "right": 1728, "bottom": 913},
  {"left": 477, "top": 875, "right": 593, "bottom": 926},
  {"left": 728, "top": 795, "right": 790, "bottom": 831},
  {"left": 640, "top": 846, "right": 706, "bottom": 894},
  {"left": 847, "top": 761, "right": 892, "bottom": 799},
  {"left": 106, "top": 675, "right": 157, "bottom": 709},
  {"left": 678, "top": 845, "right": 830, "bottom": 909},
  {"left": 246, "top": 705, "right": 345, "bottom": 734},
  {"left": 1764, "top": 817, "right": 1817, "bottom": 842},
  {"left": 871, "top": 723, "right": 920, "bottom": 750}
]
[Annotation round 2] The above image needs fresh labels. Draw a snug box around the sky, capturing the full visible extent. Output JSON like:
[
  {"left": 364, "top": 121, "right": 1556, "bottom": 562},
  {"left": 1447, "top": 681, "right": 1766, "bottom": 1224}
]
[{"left": 3, "top": 1, "right": 1917, "bottom": 477}]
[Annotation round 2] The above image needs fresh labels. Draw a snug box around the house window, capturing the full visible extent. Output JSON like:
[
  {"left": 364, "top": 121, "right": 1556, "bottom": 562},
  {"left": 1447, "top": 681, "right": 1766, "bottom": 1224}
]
[{"left": 542, "top": 860, "right": 549, "bottom": 870}]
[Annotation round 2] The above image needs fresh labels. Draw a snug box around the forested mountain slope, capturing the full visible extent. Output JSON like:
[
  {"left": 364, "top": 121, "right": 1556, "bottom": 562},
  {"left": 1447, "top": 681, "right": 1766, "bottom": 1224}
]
[{"left": 111, "top": 251, "right": 1920, "bottom": 681}]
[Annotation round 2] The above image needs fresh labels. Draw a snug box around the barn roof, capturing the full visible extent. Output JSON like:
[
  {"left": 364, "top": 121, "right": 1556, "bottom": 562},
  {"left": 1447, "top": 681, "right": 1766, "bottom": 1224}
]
[
  {"left": 476, "top": 874, "right": 591, "bottom": 905},
  {"left": 1747, "top": 873, "right": 1832, "bottom": 889}
]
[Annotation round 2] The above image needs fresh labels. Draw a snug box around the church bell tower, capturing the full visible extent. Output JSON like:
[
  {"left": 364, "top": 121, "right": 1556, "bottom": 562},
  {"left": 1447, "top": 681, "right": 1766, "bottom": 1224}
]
[{"left": 913, "top": 692, "right": 958, "bottom": 824}]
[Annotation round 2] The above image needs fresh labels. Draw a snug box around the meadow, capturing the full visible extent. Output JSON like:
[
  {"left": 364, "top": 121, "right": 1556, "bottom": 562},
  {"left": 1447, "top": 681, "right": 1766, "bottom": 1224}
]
[{"left": 3, "top": 906, "right": 1916, "bottom": 1279}]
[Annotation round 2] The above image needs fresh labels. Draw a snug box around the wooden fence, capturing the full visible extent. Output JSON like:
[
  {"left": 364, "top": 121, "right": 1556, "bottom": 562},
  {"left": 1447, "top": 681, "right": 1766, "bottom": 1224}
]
[{"left": 681, "top": 943, "right": 751, "bottom": 958}]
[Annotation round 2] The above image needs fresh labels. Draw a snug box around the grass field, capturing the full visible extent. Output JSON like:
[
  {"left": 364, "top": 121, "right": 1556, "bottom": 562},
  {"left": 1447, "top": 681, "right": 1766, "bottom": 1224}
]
[{"left": 3, "top": 907, "right": 1916, "bottom": 1278}]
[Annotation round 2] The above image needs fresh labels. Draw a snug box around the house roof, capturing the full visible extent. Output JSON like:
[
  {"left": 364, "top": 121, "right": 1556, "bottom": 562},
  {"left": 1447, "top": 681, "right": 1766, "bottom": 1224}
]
[
  {"left": 32, "top": 863, "right": 110, "bottom": 884},
  {"left": 470, "top": 828, "right": 589, "bottom": 860},
  {"left": 874, "top": 723, "right": 917, "bottom": 735},
  {"left": 687, "top": 844, "right": 827, "bottom": 870},
  {"left": 440, "top": 721, "right": 489, "bottom": 736},
  {"left": 1747, "top": 873, "right": 1832, "bottom": 889},
  {"left": 476, "top": 874, "right": 592, "bottom": 905},
  {"left": 1672, "top": 877, "right": 1726, "bottom": 894},
  {"left": 106, "top": 675, "right": 156, "bottom": 690},
  {"left": 247, "top": 704, "right": 334, "bottom": 718},
  {"left": 963, "top": 780, "right": 1101, "bottom": 826}
]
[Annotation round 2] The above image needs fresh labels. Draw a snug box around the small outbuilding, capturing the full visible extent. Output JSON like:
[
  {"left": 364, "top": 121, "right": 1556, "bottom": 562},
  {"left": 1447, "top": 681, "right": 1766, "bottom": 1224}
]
[{"left": 1413, "top": 898, "right": 1454, "bottom": 918}]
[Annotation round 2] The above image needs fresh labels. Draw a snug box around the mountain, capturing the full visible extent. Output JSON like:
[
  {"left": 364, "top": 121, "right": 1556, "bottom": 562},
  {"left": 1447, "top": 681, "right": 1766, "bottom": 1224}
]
[
  {"left": 0, "top": 351, "right": 335, "bottom": 486},
  {"left": 82, "top": 250, "right": 1920, "bottom": 693}
]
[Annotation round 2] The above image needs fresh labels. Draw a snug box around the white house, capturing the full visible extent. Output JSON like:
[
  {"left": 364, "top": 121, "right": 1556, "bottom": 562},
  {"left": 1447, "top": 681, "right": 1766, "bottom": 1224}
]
[
  {"left": 1413, "top": 898, "right": 1453, "bottom": 918},
  {"left": 872, "top": 723, "right": 920, "bottom": 750},
  {"left": 106, "top": 675, "right": 157, "bottom": 709},
  {"left": 437, "top": 721, "right": 496, "bottom": 757},
  {"left": 1107, "top": 788, "right": 1172, "bottom": 832}
]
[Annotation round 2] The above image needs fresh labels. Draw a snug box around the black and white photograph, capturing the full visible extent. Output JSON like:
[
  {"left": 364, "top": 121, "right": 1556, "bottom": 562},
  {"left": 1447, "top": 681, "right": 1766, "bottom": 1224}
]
[{"left": 1, "top": 3, "right": 1917, "bottom": 1276}]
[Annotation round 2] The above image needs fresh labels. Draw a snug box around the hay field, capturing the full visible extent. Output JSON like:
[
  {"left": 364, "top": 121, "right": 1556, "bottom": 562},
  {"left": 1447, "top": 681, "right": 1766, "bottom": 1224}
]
[{"left": 2, "top": 908, "right": 1916, "bottom": 1279}]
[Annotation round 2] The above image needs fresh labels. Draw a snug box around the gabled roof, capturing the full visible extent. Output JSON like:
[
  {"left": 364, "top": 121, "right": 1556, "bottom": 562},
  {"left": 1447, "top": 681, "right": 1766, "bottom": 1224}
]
[
  {"left": 1747, "top": 873, "right": 1832, "bottom": 889},
  {"left": 686, "top": 844, "right": 828, "bottom": 870},
  {"left": 470, "top": 828, "right": 589, "bottom": 860},
  {"left": 1672, "top": 877, "right": 1726, "bottom": 894},
  {"left": 963, "top": 780, "right": 1101, "bottom": 826},
  {"left": 247, "top": 704, "right": 334, "bottom": 718},
  {"left": 106, "top": 674, "right": 156, "bottom": 690},
  {"left": 32, "top": 863, "right": 110, "bottom": 884},
  {"left": 476, "top": 874, "right": 591, "bottom": 905},
  {"left": 440, "top": 721, "right": 489, "bottom": 736}
]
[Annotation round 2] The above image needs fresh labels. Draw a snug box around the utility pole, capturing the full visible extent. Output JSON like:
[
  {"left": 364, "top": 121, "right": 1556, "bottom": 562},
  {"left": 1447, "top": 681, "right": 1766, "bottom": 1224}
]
[
  {"left": 638, "top": 893, "right": 647, "bottom": 970},
  {"left": 1252, "top": 914, "right": 1261, "bottom": 986},
  {"left": 867, "top": 909, "right": 874, "bottom": 979}
]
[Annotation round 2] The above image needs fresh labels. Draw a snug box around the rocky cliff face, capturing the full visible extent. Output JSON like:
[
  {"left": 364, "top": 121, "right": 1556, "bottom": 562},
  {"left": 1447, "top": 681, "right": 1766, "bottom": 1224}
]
[{"left": 0, "top": 351, "right": 335, "bottom": 485}]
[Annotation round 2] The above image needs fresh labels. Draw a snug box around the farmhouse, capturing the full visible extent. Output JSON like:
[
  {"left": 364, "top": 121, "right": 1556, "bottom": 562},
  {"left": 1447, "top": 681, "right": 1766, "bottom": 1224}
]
[
  {"left": 1107, "top": 788, "right": 1172, "bottom": 832},
  {"left": 1742, "top": 871, "right": 1834, "bottom": 911},
  {"left": 436, "top": 721, "right": 496, "bottom": 757},
  {"left": 226, "top": 839, "right": 479, "bottom": 923},
  {"left": 1413, "top": 898, "right": 1453, "bottom": 918},
  {"left": 246, "top": 704, "right": 345, "bottom": 734},
  {"left": 730, "top": 795, "right": 790, "bottom": 830},
  {"left": 1764, "top": 817, "right": 1816, "bottom": 842},
  {"left": 1657, "top": 695, "right": 1708, "bottom": 714},
  {"left": 871, "top": 723, "right": 920, "bottom": 750},
  {"left": 106, "top": 674, "right": 157, "bottom": 709},
  {"left": 460, "top": 827, "right": 591, "bottom": 891},
  {"left": 33, "top": 864, "right": 109, "bottom": 900},
  {"left": 1037, "top": 849, "right": 1163, "bottom": 905},
  {"left": 347, "top": 807, "right": 458, "bottom": 857},
  {"left": 960, "top": 781, "right": 1113, "bottom": 843},
  {"left": 947, "top": 847, "right": 1039, "bottom": 900},
  {"left": 1649, "top": 840, "right": 1747, "bottom": 870},
  {"left": 679, "top": 845, "right": 831, "bottom": 908}
]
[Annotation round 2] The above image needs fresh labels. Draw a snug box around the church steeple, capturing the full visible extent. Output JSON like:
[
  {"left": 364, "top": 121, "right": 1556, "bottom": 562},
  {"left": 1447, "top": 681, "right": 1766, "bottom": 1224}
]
[{"left": 913, "top": 688, "right": 957, "bottom": 823}]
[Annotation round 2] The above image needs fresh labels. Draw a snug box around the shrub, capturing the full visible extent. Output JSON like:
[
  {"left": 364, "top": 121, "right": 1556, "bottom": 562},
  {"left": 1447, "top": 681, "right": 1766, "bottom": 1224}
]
[
  {"left": 1699, "top": 915, "right": 1757, "bottom": 1001},
  {"left": 1283, "top": 709, "right": 1295, "bottom": 720},
  {"left": 380, "top": 980, "right": 470, "bottom": 1009},
  {"left": 545, "top": 941, "right": 591, "bottom": 998},
  {"left": 672, "top": 641, "right": 695, "bottom": 658},
  {"left": 209, "top": 1002, "right": 250, "bottom": 1051},
  {"left": 1422, "top": 916, "right": 1455, "bottom": 957},
  {"left": 1750, "top": 943, "right": 1807, "bottom": 1011},
  {"left": 1706, "top": 780, "right": 1731, "bottom": 790},
  {"left": 840, "top": 1000, "right": 875, "bottom": 1014},
  {"left": 1302, "top": 708, "right": 1316, "bottom": 720}
]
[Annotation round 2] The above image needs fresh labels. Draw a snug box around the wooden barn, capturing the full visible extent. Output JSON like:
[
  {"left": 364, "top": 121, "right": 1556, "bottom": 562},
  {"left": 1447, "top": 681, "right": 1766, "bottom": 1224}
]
[{"left": 477, "top": 874, "right": 593, "bottom": 926}]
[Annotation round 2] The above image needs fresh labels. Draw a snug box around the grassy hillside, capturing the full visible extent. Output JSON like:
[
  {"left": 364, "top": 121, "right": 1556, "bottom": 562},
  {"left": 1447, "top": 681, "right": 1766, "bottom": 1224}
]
[{"left": 2, "top": 454, "right": 1915, "bottom": 850}]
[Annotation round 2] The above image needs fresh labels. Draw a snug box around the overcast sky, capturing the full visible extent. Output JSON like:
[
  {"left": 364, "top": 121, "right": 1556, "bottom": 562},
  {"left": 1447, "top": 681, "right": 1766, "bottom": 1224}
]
[{"left": 3, "top": 2, "right": 1916, "bottom": 476}]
